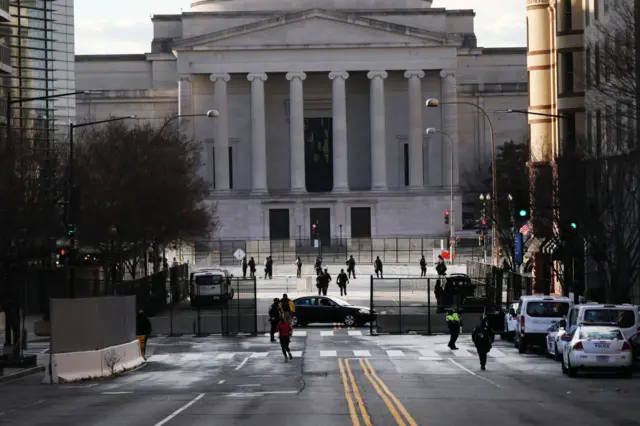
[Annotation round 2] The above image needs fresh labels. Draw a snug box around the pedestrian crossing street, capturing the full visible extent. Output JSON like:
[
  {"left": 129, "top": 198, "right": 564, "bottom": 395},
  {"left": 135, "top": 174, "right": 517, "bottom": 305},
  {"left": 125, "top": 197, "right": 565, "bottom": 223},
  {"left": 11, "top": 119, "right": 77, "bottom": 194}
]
[{"left": 146, "top": 343, "right": 541, "bottom": 364}]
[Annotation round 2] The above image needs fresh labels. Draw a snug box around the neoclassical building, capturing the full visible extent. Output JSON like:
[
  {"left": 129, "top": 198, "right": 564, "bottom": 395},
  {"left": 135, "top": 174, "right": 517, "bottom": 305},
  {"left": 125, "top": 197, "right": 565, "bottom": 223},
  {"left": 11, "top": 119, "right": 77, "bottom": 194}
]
[{"left": 75, "top": 0, "right": 528, "bottom": 241}]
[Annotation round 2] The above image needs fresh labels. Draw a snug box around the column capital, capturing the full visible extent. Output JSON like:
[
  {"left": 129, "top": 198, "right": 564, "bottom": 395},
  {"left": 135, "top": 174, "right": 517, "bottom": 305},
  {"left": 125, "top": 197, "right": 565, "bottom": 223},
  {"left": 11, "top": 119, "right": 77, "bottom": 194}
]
[
  {"left": 439, "top": 70, "right": 456, "bottom": 79},
  {"left": 367, "top": 70, "right": 388, "bottom": 80},
  {"left": 404, "top": 69, "right": 425, "bottom": 79},
  {"left": 210, "top": 73, "right": 231, "bottom": 82},
  {"left": 329, "top": 71, "right": 349, "bottom": 81},
  {"left": 286, "top": 71, "right": 307, "bottom": 81},
  {"left": 178, "top": 74, "right": 194, "bottom": 82},
  {"left": 247, "top": 72, "right": 268, "bottom": 82}
]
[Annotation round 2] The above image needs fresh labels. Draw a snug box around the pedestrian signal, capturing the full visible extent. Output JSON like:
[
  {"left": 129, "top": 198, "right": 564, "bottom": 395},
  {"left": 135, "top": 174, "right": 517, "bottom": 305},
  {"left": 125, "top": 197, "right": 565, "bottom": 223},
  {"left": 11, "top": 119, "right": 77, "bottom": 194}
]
[{"left": 444, "top": 210, "right": 449, "bottom": 225}]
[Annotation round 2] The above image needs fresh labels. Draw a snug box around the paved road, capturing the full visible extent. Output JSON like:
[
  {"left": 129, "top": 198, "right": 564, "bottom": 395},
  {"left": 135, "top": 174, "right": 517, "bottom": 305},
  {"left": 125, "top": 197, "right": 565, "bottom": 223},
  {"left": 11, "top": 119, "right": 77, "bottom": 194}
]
[{"left": 2, "top": 329, "right": 640, "bottom": 425}]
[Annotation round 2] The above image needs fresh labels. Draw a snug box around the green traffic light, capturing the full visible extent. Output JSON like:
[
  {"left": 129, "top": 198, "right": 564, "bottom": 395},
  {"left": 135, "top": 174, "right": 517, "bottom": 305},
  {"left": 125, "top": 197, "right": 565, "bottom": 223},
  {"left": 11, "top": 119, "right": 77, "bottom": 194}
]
[
  {"left": 570, "top": 222, "right": 577, "bottom": 229},
  {"left": 519, "top": 209, "right": 527, "bottom": 217}
]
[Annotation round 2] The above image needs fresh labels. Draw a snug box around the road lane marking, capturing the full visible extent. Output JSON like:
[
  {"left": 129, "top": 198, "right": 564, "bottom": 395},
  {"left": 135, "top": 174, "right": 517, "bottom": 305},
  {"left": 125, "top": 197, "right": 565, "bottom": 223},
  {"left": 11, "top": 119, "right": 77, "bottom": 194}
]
[
  {"left": 489, "top": 349, "right": 506, "bottom": 358},
  {"left": 147, "top": 354, "right": 169, "bottom": 362},
  {"left": 293, "top": 331, "right": 307, "bottom": 337},
  {"left": 235, "top": 357, "right": 250, "bottom": 370},
  {"left": 386, "top": 350, "right": 405, "bottom": 357},
  {"left": 449, "top": 347, "right": 473, "bottom": 357},
  {"left": 363, "top": 359, "right": 419, "bottom": 426},
  {"left": 321, "top": 350, "right": 338, "bottom": 357},
  {"left": 218, "top": 380, "right": 225, "bottom": 384},
  {"left": 249, "top": 352, "right": 269, "bottom": 358},
  {"left": 321, "top": 331, "right": 334, "bottom": 336},
  {"left": 290, "top": 351, "right": 303, "bottom": 357},
  {"left": 153, "top": 393, "right": 205, "bottom": 426},
  {"left": 359, "top": 359, "right": 407, "bottom": 426},
  {"left": 215, "top": 353, "right": 235, "bottom": 360},
  {"left": 348, "top": 331, "right": 363, "bottom": 336},
  {"left": 338, "top": 359, "right": 361, "bottom": 426},
  {"left": 101, "top": 392, "right": 133, "bottom": 395},
  {"left": 182, "top": 354, "right": 205, "bottom": 362},
  {"left": 345, "top": 359, "right": 372, "bottom": 426},
  {"left": 448, "top": 359, "right": 501, "bottom": 388},
  {"left": 353, "top": 350, "right": 371, "bottom": 357},
  {"left": 418, "top": 349, "right": 439, "bottom": 357}
]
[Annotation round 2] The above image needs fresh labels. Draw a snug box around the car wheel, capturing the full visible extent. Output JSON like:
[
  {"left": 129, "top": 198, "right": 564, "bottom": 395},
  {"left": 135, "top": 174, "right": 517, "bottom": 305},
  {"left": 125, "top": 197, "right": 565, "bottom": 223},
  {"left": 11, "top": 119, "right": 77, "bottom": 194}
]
[
  {"left": 291, "top": 315, "right": 299, "bottom": 327},
  {"left": 344, "top": 315, "right": 356, "bottom": 327},
  {"left": 554, "top": 344, "right": 562, "bottom": 362},
  {"left": 567, "top": 358, "right": 578, "bottom": 378},
  {"left": 518, "top": 338, "right": 527, "bottom": 354}
]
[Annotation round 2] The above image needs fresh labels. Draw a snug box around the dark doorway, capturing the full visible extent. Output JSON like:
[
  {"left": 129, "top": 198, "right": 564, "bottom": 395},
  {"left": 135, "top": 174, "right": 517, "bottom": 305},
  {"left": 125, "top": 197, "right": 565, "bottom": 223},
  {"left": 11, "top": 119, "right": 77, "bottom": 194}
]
[
  {"left": 304, "top": 117, "right": 333, "bottom": 192},
  {"left": 350, "top": 207, "right": 371, "bottom": 238},
  {"left": 310, "top": 208, "right": 330, "bottom": 246},
  {"left": 269, "top": 209, "right": 290, "bottom": 240}
]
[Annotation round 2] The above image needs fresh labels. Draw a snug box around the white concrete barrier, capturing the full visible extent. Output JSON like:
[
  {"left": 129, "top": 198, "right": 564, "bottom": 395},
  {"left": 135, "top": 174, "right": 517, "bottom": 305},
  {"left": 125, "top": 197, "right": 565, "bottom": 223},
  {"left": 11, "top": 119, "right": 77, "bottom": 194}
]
[{"left": 42, "top": 339, "right": 144, "bottom": 384}]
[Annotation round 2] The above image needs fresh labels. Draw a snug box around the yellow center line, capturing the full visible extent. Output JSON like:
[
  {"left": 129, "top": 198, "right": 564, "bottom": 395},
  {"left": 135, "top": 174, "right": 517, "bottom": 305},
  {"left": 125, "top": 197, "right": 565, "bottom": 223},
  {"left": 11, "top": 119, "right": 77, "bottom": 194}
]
[
  {"left": 345, "top": 359, "right": 373, "bottom": 426},
  {"left": 364, "top": 359, "right": 419, "bottom": 426},
  {"left": 359, "top": 359, "right": 406, "bottom": 426},
  {"left": 338, "top": 358, "right": 361, "bottom": 426}
]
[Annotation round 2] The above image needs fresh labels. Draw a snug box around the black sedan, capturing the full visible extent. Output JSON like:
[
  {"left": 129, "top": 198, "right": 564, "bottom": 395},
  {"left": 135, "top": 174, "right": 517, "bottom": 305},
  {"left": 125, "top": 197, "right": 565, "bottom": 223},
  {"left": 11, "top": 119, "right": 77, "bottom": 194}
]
[{"left": 292, "top": 296, "right": 376, "bottom": 327}]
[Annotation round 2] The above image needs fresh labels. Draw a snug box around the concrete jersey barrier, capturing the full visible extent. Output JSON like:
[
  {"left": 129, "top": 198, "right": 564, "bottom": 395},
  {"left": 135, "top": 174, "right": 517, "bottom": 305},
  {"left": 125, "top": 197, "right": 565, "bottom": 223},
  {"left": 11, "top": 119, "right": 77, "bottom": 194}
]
[{"left": 42, "top": 339, "right": 144, "bottom": 384}]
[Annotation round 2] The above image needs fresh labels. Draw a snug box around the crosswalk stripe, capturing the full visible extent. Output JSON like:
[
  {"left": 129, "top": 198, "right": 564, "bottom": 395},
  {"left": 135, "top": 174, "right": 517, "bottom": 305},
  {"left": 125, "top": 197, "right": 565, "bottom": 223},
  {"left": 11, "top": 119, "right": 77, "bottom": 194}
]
[
  {"left": 348, "top": 331, "right": 362, "bottom": 336},
  {"left": 249, "top": 352, "right": 269, "bottom": 358},
  {"left": 147, "top": 354, "right": 169, "bottom": 362},
  {"left": 320, "top": 350, "right": 337, "bottom": 357},
  {"left": 418, "top": 349, "right": 439, "bottom": 357},
  {"left": 386, "top": 350, "right": 405, "bottom": 357},
  {"left": 290, "top": 351, "right": 303, "bottom": 357},
  {"left": 320, "top": 331, "right": 334, "bottom": 336},
  {"left": 489, "top": 349, "right": 507, "bottom": 358},
  {"left": 182, "top": 353, "right": 205, "bottom": 361},
  {"left": 449, "top": 348, "right": 474, "bottom": 357},
  {"left": 353, "top": 350, "right": 371, "bottom": 357},
  {"left": 293, "top": 331, "right": 307, "bottom": 337},
  {"left": 215, "top": 353, "right": 235, "bottom": 360}
]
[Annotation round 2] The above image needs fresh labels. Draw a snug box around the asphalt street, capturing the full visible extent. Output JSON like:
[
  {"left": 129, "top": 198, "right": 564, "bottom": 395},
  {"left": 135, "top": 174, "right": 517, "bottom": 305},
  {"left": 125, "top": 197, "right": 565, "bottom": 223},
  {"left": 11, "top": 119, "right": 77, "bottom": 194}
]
[{"left": 2, "top": 329, "right": 640, "bottom": 425}]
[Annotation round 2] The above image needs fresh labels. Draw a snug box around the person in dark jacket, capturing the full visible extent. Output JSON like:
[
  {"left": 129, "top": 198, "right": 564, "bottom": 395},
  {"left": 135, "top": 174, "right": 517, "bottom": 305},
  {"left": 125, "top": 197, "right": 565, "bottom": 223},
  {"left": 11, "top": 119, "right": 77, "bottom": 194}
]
[
  {"left": 472, "top": 317, "right": 495, "bottom": 370},
  {"left": 248, "top": 257, "right": 256, "bottom": 278},
  {"left": 242, "top": 257, "right": 248, "bottom": 278},
  {"left": 315, "top": 257, "right": 323, "bottom": 276},
  {"left": 337, "top": 269, "right": 349, "bottom": 296},
  {"left": 419, "top": 255, "right": 427, "bottom": 277},
  {"left": 136, "top": 309, "right": 152, "bottom": 356},
  {"left": 276, "top": 317, "right": 294, "bottom": 361},
  {"left": 374, "top": 256, "right": 383, "bottom": 278},
  {"left": 268, "top": 298, "right": 281, "bottom": 342},
  {"left": 434, "top": 280, "right": 444, "bottom": 312},
  {"left": 346, "top": 255, "right": 356, "bottom": 279},
  {"left": 435, "top": 255, "right": 447, "bottom": 277}
]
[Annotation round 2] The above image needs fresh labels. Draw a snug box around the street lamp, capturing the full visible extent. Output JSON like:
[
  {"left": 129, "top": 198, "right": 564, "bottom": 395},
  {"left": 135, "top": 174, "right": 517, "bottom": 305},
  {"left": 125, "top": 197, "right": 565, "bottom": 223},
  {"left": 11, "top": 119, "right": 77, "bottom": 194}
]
[
  {"left": 479, "top": 193, "right": 491, "bottom": 263},
  {"left": 427, "top": 98, "right": 499, "bottom": 265},
  {"left": 66, "top": 116, "right": 137, "bottom": 297},
  {"left": 158, "top": 110, "right": 220, "bottom": 134},
  {"left": 426, "top": 127, "right": 455, "bottom": 264},
  {"left": 494, "top": 109, "right": 571, "bottom": 120}
]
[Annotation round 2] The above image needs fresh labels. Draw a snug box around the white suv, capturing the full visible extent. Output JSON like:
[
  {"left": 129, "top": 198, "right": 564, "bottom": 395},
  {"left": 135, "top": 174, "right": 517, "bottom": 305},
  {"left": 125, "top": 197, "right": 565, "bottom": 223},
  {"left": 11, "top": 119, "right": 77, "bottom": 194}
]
[
  {"left": 515, "top": 295, "right": 572, "bottom": 354},
  {"left": 566, "top": 303, "right": 640, "bottom": 341},
  {"left": 189, "top": 268, "right": 235, "bottom": 307}
]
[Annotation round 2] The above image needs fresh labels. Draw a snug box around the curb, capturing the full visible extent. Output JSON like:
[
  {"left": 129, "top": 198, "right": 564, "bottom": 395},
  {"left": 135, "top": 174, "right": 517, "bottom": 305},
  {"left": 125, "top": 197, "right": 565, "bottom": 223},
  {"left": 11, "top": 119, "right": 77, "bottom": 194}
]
[{"left": 0, "top": 365, "right": 45, "bottom": 384}]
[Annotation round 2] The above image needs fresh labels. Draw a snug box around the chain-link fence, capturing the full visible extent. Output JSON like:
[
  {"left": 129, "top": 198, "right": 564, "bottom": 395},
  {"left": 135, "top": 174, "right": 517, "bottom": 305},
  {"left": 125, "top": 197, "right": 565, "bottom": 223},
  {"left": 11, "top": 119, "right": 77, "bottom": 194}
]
[
  {"left": 466, "top": 261, "right": 535, "bottom": 306},
  {"left": 369, "top": 275, "right": 492, "bottom": 335},
  {"left": 195, "top": 237, "right": 488, "bottom": 267}
]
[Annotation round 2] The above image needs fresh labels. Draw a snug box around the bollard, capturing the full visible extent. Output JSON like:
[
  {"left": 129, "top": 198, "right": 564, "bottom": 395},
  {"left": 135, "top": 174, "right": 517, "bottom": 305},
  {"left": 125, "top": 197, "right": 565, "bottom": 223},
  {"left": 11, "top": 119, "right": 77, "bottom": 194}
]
[{"left": 22, "top": 328, "right": 28, "bottom": 351}]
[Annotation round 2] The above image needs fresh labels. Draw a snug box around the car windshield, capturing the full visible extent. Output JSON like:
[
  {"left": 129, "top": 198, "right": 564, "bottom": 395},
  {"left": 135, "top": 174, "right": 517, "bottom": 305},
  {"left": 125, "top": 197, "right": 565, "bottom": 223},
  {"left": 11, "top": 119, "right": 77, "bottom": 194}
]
[
  {"left": 195, "top": 275, "right": 223, "bottom": 285},
  {"left": 327, "top": 296, "right": 351, "bottom": 306},
  {"left": 525, "top": 301, "right": 570, "bottom": 318},
  {"left": 583, "top": 309, "right": 636, "bottom": 328},
  {"left": 579, "top": 329, "right": 623, "bottom": 341}
]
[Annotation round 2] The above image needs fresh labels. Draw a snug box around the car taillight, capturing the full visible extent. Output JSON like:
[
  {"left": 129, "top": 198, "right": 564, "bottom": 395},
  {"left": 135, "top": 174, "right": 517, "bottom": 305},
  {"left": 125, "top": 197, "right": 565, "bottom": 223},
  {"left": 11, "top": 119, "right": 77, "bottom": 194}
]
[
  {"left": 573, "top": 342, "right": 584, "bottom": 351},
  {"left": 622, "top": 342, "right": 631, "bottom": 351},
  {"left": 520, "top": 316, "right": 525, "bottom": 333}
]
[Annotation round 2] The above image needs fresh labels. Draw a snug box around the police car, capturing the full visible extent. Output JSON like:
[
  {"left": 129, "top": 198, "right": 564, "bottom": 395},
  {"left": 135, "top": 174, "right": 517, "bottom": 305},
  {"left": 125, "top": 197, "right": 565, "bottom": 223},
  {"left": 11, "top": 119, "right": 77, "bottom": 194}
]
[{"left": 189, "top": 268, "right": 235, "bottom": 307}]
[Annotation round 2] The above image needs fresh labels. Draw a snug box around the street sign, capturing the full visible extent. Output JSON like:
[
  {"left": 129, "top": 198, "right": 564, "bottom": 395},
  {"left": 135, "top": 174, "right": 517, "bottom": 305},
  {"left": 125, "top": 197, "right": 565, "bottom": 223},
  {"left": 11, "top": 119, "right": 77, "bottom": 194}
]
[
  {"left": 314, "top": 239, "right": 319, "bottom": 248},
  {"left": 233, "top": 248, "right": 245, "bottom": 260},
  {"left": 514, "top": 232, "right": 523, "bottom": 265}
]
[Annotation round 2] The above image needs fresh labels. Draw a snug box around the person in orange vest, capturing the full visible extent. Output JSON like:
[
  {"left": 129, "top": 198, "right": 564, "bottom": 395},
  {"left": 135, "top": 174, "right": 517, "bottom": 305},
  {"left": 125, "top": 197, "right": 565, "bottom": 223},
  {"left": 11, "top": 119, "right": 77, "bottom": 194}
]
[{"left": 280, "top": 294, "right": 295, "bottom": 325}]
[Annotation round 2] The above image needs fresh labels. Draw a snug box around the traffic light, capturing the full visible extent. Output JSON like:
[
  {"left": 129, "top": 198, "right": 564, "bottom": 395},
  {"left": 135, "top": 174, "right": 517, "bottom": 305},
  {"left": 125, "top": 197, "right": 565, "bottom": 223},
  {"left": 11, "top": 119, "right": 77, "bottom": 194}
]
[
  {"left": 312, "top": 223, "right": 318, "bottom": 238},
  {"left": 56, "top": 249, "right": 67, "bottom": 267},
  {"left": 444, "top": 210, "right": 449, "bottom": 225},
  {"left": 570, "top": 221, "right": 577, "bottom": 229}
]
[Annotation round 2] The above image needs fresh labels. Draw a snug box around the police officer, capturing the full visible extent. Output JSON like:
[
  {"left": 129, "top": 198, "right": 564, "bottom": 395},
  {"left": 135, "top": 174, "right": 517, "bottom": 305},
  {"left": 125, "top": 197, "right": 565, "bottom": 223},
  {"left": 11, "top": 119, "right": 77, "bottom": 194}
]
[
  {"left": 337, "top": 269, "right": 349, "bottom": 296},
  {"left": 419, "top": 255, "right": 427, "bottom": 277},
  {"left": 268, "top": 298, "right": 281, "bottom": 342},
  {"left": 446, "top": 309, "right": 461, "bottom": 350},
  {"left": 374, "top": 256, "right": 383, "bottom": 278},
  {"left": 472, "top": 317, "right": 494, "bottom": 370},
  {"left": 346, "top": 255, "right": 356, "bottom": 279}
]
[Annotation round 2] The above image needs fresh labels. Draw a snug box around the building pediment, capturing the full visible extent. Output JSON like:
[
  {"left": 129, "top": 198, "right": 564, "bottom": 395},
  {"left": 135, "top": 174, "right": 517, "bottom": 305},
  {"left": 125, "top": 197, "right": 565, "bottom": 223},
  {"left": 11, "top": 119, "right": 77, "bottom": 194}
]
[{"left": 173, "top": 9, "right": 452, "bottom": 50}]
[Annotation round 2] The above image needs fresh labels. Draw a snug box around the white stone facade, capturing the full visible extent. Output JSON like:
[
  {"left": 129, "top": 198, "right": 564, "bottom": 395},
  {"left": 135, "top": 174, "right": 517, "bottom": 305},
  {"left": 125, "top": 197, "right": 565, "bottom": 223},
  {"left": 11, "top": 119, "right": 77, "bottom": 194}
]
[{"left": 75, "top": 0, "right": 528, "bottom": 240}]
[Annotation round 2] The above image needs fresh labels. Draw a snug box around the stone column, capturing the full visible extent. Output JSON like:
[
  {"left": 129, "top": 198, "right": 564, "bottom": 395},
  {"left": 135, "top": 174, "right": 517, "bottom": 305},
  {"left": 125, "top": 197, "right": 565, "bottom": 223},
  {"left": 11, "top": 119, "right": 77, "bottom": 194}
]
[
  {"left": 247, "top": 73, "right": 268, "bottom": 194},
  {"left": 286, "top": 72, "right": 307, "bottom": 193},
  {"left": 440, "top": 70, "right": 459, "bottom": 187},
  {"left": 404, "top": 70, "right": 425, "bottom": 188},
  {"left": 210, "top": 73, "right": 231, "bottom": 191},
  {"left": 329, "top": 71, "right": 349, "bottom": 192},
  {"left": 178, "top": 74, "right": 194, "bottom": 124},
  {"left": 367, "top": 70, "right": 388, "bottom": 191}
]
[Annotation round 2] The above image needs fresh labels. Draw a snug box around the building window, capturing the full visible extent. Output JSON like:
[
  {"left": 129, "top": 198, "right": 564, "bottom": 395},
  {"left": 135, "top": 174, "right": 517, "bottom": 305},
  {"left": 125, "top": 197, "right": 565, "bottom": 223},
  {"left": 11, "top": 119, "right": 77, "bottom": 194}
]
[
  {"left": 585, "top": 0, "right": 590, "bottom": 26},
  {"left": 626, "top": 102, "right": 635, "bottom": 149},
  {"left": 594, "top": 0, "right": 600, "bottom": 20},
  {"left": 595, "top": 44, "right": 600, "bottom": 86},
  {"left": 604, "top": 40, "right": 611, "bottom": 81},
  {"left": 228, "top": 145, "right": 234, "bottom": 189},
  {"left": 562, "top": 52, "right": 574, "bottom": 93},
  {"left": 616, "top": 104, "right": 623, "bottom": 152},
  {"left": 563, "top": 0, "right": 572, "bottom": 30},
  {"left": 603, "top": 0, "right": 609, "bottom": 14},
  {"left": 585, "top": 47, "right": 591, "bottom": 88},
  {"left": 403, "top": 142, "right": 409, "bottom": 186},
  {"left": 586, "top": 111, "right": 593, "bottom": 150},
  {"left": 562, "top": 112, "right": 577, "bottom": 153},
  {"left": 596, "top": 109, "right": 602, "bottom": 156}
]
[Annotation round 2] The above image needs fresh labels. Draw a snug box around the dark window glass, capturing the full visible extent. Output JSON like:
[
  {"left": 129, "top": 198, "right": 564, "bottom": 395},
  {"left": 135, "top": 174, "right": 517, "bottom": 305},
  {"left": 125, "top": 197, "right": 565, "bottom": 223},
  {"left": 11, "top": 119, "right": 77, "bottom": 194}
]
[
  {"left": 403, "top": 143, "right": 409, "bottom": 186},
  {"left": 525, "top": 302, "right": 570, "bottom": 318},
  {"left": 583, "top": 309, "right": 636, "bottom": 328}
]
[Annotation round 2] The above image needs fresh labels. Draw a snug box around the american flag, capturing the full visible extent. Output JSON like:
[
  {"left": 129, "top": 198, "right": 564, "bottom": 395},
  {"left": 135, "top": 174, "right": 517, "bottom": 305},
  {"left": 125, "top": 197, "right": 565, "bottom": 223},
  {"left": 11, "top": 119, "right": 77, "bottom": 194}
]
[{"left": 520, "top": 222, "right": 531, "bottom": 236}]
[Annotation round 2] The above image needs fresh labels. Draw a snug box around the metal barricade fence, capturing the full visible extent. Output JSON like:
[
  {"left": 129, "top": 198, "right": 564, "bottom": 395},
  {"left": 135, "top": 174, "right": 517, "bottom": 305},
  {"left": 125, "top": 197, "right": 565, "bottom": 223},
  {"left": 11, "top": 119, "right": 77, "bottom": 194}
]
[{"left": 370, "top": 276, "right": 492, "bottom": 335}]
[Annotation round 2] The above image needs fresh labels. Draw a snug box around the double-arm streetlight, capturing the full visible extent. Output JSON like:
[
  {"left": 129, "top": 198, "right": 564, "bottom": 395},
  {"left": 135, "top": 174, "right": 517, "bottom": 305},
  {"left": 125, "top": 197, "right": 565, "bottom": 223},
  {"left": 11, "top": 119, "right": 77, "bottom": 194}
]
[
  {"left": 426, "top": 127, "right": 455, "bottom": 263},
  {"left": 426, "top": 98, "right": 499, "bottom": 266}
]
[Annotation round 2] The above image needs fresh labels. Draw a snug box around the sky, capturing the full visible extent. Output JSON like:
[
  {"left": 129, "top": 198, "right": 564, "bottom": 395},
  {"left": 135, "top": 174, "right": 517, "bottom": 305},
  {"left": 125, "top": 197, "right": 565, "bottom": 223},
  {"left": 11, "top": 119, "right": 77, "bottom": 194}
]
[{"left": 75, "top": 0, "right": 526, "bottom": 55}]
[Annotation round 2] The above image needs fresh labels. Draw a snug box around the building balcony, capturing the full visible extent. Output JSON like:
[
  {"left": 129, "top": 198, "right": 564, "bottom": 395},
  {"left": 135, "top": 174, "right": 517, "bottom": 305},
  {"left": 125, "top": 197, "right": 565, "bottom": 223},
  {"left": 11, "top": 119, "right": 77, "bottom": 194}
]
[
  {"left": 0, "top": 0, "right": 11, "bottom": 22},
  {"left": 0, "top": 43, "right": 11, "bottom": 74}
]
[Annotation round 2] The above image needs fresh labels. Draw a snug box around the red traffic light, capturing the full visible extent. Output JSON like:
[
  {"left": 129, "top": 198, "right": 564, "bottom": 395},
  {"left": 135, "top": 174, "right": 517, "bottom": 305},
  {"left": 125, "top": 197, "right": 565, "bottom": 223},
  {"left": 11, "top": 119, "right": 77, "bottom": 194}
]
[
  {"left": 481, "top": 220, "right": 487, "bottom": 226},
  {"left": 60, "top": 249, "right": 66, "bottom": 255},
  {"left": 312, "top": 224, "right": 316, "bottom": 229},
  {"left": 445, "top": 210, "right": 449, "bottom": 216}
]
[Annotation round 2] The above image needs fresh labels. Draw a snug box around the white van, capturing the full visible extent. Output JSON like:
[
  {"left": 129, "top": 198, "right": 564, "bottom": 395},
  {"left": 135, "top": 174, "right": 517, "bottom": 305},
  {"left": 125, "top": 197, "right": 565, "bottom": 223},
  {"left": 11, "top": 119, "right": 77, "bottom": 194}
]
[
  {"left": 566, "top": 303, "right": 640, "bottom": 340},
  {"left": 189, "top": 268, "right": 235, "bottom": 307},
  {"left": 515, "top": 295, "right": 573, "bottom": 353}
]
